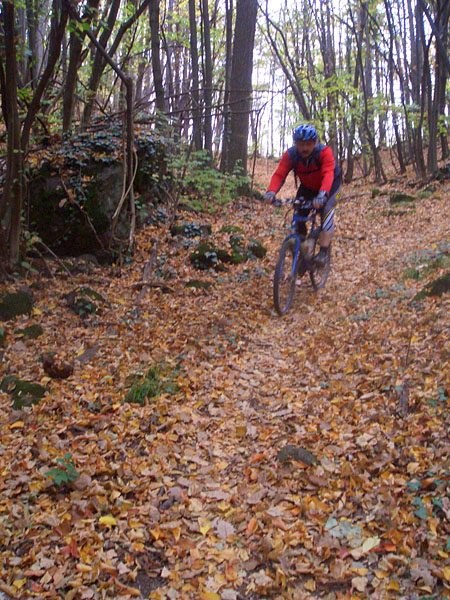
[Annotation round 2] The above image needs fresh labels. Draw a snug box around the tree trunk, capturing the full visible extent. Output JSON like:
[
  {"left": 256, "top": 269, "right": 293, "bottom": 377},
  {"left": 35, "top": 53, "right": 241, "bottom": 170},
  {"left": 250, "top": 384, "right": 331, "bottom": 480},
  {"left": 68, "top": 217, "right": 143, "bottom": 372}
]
[
  {"left": 25, "top": 1, "right": 38, "bottom": 87},
  {"left": 225, "top": 0, "right": 257, "bottom": 175},
  {"left": 21, "top": 0, "right": 69, "bottom": 152},
  {"left": 220, "top": 0, "right": 233, "bottom": 171},
  {"left": 63, "top": 0, "right": 100, "bottom": 133},
  {"left": 201, "top": 0, "right": 213, "bottom": 155},
  {"left": 263, "top": 5, "right": 311, "bottom": 120},
  {"left": 81, "top": 0, "right": 151, "bottom": 128},
  {"left": 344, "top": 4, "right": 366, "bottom": 184},
  {"left": 149, "top": 0, "right": 165, "bottom": 113},
  {"left": 385, "top": 0, "right": 406, "bottom": 173},
  {"left": 350, "top": 3, "right": 386, "bottom": 184},
  {"left": 81, "top": 0, "right": 121, "bottom": 128},
  {"left": 0, "top": 2, "right": 23, "bottom": 265}
]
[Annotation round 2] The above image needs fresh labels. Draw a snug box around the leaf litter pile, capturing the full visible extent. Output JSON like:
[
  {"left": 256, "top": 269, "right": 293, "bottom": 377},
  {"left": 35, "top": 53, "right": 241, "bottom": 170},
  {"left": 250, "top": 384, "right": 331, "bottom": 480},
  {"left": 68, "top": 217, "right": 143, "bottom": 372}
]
[{"left": 0, "top": 172, "right": 449, "bottom": 600}]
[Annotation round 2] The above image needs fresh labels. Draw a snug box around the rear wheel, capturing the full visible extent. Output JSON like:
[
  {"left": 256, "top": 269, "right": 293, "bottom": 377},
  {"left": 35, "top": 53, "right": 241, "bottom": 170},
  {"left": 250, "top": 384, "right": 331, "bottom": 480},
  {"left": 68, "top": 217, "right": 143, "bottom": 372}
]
[
  {"left": 273, "top": 239, "right": 298, "bottom": 315},
  {"left": 310, "top": 243, "right": 331, "bottom": 290}
]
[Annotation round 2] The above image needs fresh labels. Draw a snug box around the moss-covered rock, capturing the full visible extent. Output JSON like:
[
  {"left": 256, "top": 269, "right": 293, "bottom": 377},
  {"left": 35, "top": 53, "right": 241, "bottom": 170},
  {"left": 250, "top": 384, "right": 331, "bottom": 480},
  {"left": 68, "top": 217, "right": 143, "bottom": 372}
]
[
  {"left": 0, "top": 290, "right": 34, "bottom": 321},
  {"left": 229, "top": 234, "right": 244, "bottom": 250},
  {"left": 26, "top": 128, "right": 167, "bottom": 257},
  {"left": 438, "top": 162, "right": 450, "bottom": 180},
  {"left": 189, "top": 242, "right": 219, "bottom": 270},
  {"left": 247, "top": 239, "right": 267, "bottom": 259},
  {"left": 389, "top": 191, "right": 416, "bottom": 204},
  {"left": 65, "top": 287, "right": 106, "bottom": 316},
  {"left": 216, "top": 248, "right": 232, "bottom": 263},
  {"left": 230, "top": 249, "right": 246, "bottom": 264},
  {"left": 170, "top": 222, "right": 212, "bottom": 237},
  {"left": 185, "top": 279, "right": 213, "bottom": 289},
  {"left": 15, "top": 324, "right": 43, "bottom": 339},
  {"left": 220, "top": 225, "right": 244, "bottom": 234},
  {"left": 0, "top": 376, "right": 46, "bottom": 409},
  {"left": 412, "top": 272, "right": 450, "bottom": 302}
]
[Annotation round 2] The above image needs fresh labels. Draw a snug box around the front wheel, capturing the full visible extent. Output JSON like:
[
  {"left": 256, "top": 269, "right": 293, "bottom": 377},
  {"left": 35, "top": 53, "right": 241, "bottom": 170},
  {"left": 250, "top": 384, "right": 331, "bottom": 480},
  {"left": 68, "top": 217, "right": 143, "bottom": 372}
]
[
  {"left": 310, "top": 243, "right": 331, "bottom": 290},
  {"left": 273, "top": 238, "right": 298, "bottom": 315}
]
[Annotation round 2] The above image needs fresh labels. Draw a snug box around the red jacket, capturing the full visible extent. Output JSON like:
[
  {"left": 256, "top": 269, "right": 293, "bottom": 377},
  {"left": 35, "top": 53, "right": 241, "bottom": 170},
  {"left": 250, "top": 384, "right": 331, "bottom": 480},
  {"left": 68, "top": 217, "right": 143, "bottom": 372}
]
[{"left": 268, "top": 143, "right": 338, "bottom": 195}]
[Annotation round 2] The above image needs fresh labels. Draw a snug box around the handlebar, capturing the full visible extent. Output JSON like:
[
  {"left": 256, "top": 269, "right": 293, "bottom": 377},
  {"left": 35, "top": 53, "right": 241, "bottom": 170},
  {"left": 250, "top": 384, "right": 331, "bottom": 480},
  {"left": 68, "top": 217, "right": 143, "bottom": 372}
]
[{"left": 273, "top": 197, "right": 314, "bottom": 211}]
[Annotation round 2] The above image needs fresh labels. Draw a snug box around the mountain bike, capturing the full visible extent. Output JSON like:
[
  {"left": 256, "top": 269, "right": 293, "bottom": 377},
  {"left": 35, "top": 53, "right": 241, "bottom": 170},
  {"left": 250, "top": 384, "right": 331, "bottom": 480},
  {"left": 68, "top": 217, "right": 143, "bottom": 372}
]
[{"left": 273, "top": 198, "right": 331, "bottom": 316}]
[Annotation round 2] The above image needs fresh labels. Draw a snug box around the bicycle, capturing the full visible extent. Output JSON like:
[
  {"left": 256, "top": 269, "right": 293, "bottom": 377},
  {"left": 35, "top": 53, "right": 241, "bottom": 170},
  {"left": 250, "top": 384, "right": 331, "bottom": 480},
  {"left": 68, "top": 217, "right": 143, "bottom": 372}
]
[{"left": 273, "top": 197, "right": 331, "bottom": 315}]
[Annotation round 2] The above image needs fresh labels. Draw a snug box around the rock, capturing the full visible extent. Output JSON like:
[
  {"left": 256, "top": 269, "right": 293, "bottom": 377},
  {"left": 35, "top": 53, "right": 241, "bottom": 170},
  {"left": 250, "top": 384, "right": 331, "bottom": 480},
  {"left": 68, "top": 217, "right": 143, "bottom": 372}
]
[
  {"left": 0, "top": 376, "right": 46, "bottom": 409},
  {"left": 0, "top": 289, "right": 34, "bottom": 321},
  {"left": 75, "top": 343, "right": 99, "bottom": 364},
  {"left": 276, "top": 444, "right": 320, "bottom": 466},
  {"left": 65, "top": 287, "right": 106, "bottom": 316},
  {"left": 247, "top": 239, "right": 267, "bottom": 259},
  {"left": 41, "top": 352, "right": 74, "bottom": 379},
  {"left": 15, "top": 324, "right": 43, "bottom": 340},
  {"left": 389, "top": 191, "right": 415, "bottom": 204},
  {"left": 412, "top": 272, "right": 450, "bottom": 302},
  {"left": 189, "top": 242, "right": 219, "bottom": 270},
  {"left": 185, "top": 280, "right": 212, "bottom": 289},
  {"left": 170, "top": 222, "right": 212, "bottom": 237}
]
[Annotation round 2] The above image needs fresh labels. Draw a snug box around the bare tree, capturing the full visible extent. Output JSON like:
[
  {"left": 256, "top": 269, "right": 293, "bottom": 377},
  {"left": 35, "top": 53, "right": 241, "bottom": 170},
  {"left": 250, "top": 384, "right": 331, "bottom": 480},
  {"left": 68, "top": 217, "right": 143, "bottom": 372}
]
[
  {"left": 189, "top": 0, "right": 202, "bottom": 149},
  {"left": 223, "top": 0, "right": 258, "bottom": 175}
]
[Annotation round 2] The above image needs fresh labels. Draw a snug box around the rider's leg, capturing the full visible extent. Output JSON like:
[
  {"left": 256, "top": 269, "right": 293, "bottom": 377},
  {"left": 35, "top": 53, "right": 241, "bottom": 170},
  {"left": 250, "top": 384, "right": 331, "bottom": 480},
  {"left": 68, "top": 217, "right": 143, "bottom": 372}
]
[
  {"left": 318, "top": 230, "right": 333, "bottom": 248},
  {"left": 314, "top": 185, "right": 341, "bottom": 265},
  {"left": 295, "top": 185, "right": 314, "bottom": 237}
]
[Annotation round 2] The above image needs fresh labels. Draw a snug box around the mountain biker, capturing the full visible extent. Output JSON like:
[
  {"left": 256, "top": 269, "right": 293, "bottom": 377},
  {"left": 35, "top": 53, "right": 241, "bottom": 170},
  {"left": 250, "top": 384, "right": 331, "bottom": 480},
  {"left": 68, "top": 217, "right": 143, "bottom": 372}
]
[{"left": 263, "top": 124, "right": 342, "bottom": 267}]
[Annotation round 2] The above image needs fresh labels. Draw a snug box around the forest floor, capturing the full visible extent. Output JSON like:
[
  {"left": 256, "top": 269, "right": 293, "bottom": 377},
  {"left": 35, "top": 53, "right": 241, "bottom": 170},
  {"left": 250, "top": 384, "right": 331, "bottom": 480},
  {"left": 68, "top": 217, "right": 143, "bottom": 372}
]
[{"left": 0, "top": 159, "right": 449, "bottom": 600}]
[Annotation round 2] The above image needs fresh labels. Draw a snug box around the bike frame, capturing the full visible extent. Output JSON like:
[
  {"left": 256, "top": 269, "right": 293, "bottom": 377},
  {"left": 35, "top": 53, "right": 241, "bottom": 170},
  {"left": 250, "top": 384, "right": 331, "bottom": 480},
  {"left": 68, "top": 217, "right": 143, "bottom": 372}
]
[{"left": 279, "top": 199, "right": 319, "bottom": 277}]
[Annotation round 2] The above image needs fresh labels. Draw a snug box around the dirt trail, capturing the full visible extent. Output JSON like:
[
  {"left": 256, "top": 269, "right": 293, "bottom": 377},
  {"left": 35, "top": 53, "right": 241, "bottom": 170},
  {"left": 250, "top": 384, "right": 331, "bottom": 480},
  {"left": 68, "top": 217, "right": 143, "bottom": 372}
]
[
  {"left": 111, "top": 182, "right": 449, "bottom": 598},
  {"left": 0, "top": 181, "right": 449, "bottom": 599}
]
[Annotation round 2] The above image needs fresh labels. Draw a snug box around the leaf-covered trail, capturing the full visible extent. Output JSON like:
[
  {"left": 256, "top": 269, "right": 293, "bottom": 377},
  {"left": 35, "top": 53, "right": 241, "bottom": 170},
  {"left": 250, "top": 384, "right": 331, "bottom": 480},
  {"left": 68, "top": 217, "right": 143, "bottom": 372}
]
[{"left": 0, "top": 180, "right": 449, "bottom": 600}]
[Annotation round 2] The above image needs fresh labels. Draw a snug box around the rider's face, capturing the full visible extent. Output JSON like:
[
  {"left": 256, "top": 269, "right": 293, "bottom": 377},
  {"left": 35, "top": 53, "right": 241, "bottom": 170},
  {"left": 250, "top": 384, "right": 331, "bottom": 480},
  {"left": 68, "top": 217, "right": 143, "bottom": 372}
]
[{"left": 295, "top": 139, "right": 317, "bottom": 158}]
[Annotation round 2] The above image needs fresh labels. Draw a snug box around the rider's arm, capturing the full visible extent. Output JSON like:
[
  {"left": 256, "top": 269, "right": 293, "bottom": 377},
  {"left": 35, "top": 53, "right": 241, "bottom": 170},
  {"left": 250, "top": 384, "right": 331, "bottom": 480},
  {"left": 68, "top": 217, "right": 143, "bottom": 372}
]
[
  {"left": 319, "top": 146, "right": 336, "bottom": 195},
  {"left": 267, "top": 151, "right": 293, "bottom": 193}
]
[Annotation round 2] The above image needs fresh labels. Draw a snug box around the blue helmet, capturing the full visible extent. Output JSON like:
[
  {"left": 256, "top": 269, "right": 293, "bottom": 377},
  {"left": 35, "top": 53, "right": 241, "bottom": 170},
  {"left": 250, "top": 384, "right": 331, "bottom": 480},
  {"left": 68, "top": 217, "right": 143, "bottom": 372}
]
[{"left": 293, "top": 124, "right": 318, "bottom": 142}]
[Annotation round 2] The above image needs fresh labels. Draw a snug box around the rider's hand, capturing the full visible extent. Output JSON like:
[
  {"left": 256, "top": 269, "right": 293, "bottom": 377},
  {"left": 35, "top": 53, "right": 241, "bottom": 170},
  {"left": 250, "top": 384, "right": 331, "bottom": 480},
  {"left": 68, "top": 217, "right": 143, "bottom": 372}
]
[
  {"left": 263, "top": 191, "right": 276, "bottom": 205},
  {"left": 313, "top": 190, "right": 328, "bottom": 209}
]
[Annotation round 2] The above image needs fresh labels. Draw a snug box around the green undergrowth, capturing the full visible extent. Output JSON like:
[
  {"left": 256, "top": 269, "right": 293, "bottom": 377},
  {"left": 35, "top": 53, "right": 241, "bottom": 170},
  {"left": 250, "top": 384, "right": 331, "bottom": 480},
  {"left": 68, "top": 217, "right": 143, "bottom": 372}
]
[{"left": 124, "top": 362, "right": 182, "bottom": 406}]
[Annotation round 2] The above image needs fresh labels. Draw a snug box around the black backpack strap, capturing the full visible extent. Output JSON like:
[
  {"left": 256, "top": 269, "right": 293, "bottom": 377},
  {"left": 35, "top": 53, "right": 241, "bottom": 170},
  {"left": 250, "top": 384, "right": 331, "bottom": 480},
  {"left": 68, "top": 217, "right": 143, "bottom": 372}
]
[{"left": 287, "top": 146, "right": 300, "bottom": 187}]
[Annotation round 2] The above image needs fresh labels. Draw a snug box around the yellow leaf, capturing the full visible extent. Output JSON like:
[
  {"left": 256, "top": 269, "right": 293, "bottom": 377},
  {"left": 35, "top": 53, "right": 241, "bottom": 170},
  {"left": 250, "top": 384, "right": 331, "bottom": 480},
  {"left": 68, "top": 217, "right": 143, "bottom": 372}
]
[
  {"left": 304, "top": 578, "right": 316, "bottom": 592},
  {"left": 33, "top": 308, "right": 42, "bottom": 315},
  {"left": 99, "top": 515, "right": 117, "bottom": 526},
  {"left": 429, "top": 520, "right": 438, "bottom": 536},
  {"left": 351, "top": 567, "right": 368, "bottom": 576},
  {"left": 362, "top": 536, "right": 380, "bottom": 553},
  {"left": 235, "top": 424, "right": 247, "bottom": 437},
  {"left": 374, "top": 570, "right": 387, "bottom": 579},
  {"left": 13, "top": 578, "right": 27, "bottom": 589},
  {"left": 198, "top": 517, "right": 211, "bottom": 536},
  {"left": 10, "top": 421, "right": 24, "bottom": 429},
  {"left": 443, "top": 566, "right": 450, "bottom": 582},
  {"left": 438, "top": 550, "right": 448, "bottom": 558},
  {"left": 387, "top": 579, "right": 399, "bottom": 591},
  {"left": 199, "top": 593, "right": 221, "bottom": 600}
]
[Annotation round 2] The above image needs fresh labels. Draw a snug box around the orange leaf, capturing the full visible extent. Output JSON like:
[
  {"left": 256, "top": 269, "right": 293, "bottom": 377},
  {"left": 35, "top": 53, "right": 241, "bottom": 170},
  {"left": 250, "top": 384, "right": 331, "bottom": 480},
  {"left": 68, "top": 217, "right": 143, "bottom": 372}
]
[
  {"left": 250, "top": 452, "right": 265, "bottom": 464},
  {"left": 225, "top": 563, "right": 238, "bottom": 582},
  {"left": 246, "top": 517, "right": 258, "bottom": 535}
]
